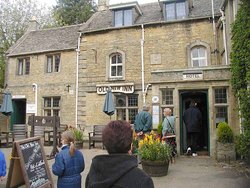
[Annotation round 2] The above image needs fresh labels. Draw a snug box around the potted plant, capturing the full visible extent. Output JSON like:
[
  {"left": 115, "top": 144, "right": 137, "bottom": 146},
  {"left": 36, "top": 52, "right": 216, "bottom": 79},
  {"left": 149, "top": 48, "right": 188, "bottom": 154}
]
[
  {"left": 138, "top": 131, "right": 172, "bottom": 177},
  {"left": 216, "top": 122, "right": 236, "bottom": 162},
  {"left": 71, "top": 128, "right": 84, "bottom": 149}
]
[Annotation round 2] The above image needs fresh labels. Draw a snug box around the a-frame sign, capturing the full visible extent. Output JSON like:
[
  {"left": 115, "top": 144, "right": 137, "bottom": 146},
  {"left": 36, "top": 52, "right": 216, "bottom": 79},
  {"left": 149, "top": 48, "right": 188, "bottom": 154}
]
[{"left": 6, "top": 137, "right": 54, "bottom": 188}]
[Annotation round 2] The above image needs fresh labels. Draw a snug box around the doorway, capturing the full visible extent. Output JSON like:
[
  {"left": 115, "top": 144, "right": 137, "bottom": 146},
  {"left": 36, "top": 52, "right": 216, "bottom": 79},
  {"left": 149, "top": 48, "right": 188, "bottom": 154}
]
[
  {"left": 179, "top": 90, "right": 209, "bottom": 156},
  {"left": 10, "top": 99, "right": 26, "bottom": 130}
]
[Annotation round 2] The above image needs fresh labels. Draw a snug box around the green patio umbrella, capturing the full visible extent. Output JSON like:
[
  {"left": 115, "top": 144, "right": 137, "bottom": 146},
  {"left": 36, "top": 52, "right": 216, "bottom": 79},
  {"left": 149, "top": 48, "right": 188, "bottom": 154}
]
[
  {"left": 103, "top": 88, "right": 115, "bottom": 117},
  {"left": 0, "top": 92, "right": 13, "bottom": 115},
  {"left": 0, "top": 92, "right": 13, "bottom": 130}
]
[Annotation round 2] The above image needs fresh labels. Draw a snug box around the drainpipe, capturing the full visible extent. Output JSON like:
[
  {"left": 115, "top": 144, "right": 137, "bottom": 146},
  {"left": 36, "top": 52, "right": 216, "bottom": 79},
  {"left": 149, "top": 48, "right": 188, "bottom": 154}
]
[
  {"left": 141, "top": 24, "right": 145, "bottom": 105},
  {"left": 32, "top": 83, "right": 38, "bottom": 115},
  {"left": 75, "top": 32, "right": 82, "bottom": 128},
  {"left": 220, "top": 9, "right": 229, "bottom": 65},
  {"left": 211, "top": 0, "right": 218, "bottom": 64}
]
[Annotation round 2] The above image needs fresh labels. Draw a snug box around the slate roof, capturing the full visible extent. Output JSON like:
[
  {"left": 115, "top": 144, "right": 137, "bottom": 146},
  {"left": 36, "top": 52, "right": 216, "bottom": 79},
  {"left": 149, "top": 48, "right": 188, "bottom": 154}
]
[
  {"left": 7, "top": 24, "right": 83, "bottom": 57},
  {"left": 80, "top": 0, "right": 222, "bottom": 32}
]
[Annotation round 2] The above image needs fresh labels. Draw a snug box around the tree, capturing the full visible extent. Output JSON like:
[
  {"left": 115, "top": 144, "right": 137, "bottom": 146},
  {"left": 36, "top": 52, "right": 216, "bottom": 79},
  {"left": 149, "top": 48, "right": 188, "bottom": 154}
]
[
  {"left": 231, "top": 0, "right": 250, "bottom": 160},
  {"left": 53, "top": 0, "right": 96, "bottom": 26},
  {"left": 0, "top": 0, "right": 55, "bottom": 88}
]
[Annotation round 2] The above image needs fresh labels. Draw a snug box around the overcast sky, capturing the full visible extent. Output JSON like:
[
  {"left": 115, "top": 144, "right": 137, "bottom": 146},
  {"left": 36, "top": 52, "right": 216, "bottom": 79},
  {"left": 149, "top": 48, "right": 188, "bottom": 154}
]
[{"left": 37, "top": 0, "right": 158, "bottom": 7}]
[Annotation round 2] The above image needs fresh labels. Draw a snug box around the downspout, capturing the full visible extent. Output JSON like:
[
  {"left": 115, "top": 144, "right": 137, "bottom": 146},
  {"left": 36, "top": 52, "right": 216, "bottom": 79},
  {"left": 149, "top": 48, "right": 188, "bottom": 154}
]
[
  {"left": 211, "top": 0, "right": 218, "bottom": 64},
  {"left": 220, "top": 9, "right": 229, "bottom": 65},
  {"left": 75, "top": 32, "right": 82, "bottom": 128},
  {"left": 32, "top": 83, "right": 38, "bottom": 115},
  {"left": 141, "top": 24, "right": 145, "bottom": 105}
]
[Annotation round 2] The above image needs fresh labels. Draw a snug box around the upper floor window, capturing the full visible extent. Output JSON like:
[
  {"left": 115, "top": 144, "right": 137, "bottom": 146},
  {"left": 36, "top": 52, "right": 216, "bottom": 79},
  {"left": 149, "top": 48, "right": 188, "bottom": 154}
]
[
  {"left": 114, "top": 9, "right": 132, "bottom": 27},
  {"left": 165, "top": 1, "right": 187, "bottom": 21},
  {"left": 17, "top": 57, "right": 30, "bottom": 75},
  {"left": 191, "top": 46, "right": 207, "bottom": 67},
  {"left": 46, "top": 54, "right": 60, "bottom": 73},
  {"left": 187, "top": 41, "right": 211, "bottom": 67},
  {"left": 110, "top": 53, "right": 123, "bottom": 78}
]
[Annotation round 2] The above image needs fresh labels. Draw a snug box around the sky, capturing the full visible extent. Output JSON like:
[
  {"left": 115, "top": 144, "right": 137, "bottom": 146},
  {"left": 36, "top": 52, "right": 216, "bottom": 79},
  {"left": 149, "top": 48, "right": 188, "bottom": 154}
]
[{"left": 36, "top": 0, "right": 158, "bottom": 7}]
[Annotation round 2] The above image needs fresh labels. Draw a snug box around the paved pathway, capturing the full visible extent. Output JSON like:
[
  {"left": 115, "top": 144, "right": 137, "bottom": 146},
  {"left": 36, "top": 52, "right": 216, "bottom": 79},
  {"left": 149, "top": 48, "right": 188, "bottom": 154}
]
[{"left": 0, "top": 144, "right": 249, "bottom": 188}]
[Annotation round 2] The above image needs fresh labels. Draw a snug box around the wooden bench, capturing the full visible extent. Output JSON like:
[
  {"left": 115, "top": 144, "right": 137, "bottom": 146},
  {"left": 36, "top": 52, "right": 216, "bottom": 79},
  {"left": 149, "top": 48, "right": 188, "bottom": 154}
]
[
  {"left": 13, "top": 124, "right": 27, "bottom": 141},
  {"left": 0, "top": 131, "right": 14, "bottom": 147},
  {"left": 88, "top": 125, "right": 104, "bottom": 149}
]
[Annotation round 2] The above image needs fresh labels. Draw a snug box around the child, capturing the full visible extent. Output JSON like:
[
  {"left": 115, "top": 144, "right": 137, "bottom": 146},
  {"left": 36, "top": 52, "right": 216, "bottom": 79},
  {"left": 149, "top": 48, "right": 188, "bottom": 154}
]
[
  {"left": 0, "top": 149, "right": 6, "bottom": 181},
  {"left": 52, "top": 130, "right": 85, "bottom": 188}
]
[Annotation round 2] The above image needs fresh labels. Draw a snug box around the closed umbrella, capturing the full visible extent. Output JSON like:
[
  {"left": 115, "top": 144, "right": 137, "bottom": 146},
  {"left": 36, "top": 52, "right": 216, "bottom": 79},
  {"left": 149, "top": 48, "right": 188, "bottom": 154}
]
[
  {"left": 103, "top": 88, "right": 115, "bottom": 117},
  {"left": 0, "top": 92, "right": 13, "bottom": 131},
  {"left": 0, "top": 92, "right": 13, "bottom": 115}
]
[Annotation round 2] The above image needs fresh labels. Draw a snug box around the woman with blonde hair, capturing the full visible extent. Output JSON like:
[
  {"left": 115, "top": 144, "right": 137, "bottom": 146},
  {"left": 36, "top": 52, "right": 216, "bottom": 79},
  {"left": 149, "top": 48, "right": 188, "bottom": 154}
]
[{"left": 52, "top": 130, "right": 85, "bottom": 188}]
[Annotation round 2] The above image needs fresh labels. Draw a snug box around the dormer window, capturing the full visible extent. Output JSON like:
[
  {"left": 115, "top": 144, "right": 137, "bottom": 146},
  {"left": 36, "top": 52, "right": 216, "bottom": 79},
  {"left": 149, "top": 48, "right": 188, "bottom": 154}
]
[
  {"left": 114, "top": 9, "right": 132, "bottom": 27},
  {"left": 164, "top": 0, "right": 187, "bottom": 21},
  {"left": 110, "top": 2, "right": 142, "bottom": 28}
]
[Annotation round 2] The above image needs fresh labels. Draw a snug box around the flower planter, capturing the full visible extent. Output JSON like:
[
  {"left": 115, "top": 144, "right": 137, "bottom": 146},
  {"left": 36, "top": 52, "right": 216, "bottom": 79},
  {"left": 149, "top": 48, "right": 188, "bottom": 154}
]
[
  {"left": 141, "top": 160, "right": 169, "bottom": 177},
  {"left": 216, "top": 142, "right": 236, "bottom": 163},
  {"left": 75, "top": 141, "right": 83, "bottom": 149}
]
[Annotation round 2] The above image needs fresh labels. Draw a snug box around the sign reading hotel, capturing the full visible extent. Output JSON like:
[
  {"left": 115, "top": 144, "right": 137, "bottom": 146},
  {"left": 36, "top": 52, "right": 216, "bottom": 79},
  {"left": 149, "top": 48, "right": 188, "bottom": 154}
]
[
  {"left": 183, "top": 72, "right": 203, "bottom": 80},
  {"left": 96, "top": 83, "right": 134, "bottom": 94}
]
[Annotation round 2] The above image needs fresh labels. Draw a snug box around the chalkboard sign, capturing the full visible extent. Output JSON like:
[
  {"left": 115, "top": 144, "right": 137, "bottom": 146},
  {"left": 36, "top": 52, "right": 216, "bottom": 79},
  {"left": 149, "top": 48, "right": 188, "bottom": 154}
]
[{"left": 6, "top": 137, "right": 54, "bottom": 188}]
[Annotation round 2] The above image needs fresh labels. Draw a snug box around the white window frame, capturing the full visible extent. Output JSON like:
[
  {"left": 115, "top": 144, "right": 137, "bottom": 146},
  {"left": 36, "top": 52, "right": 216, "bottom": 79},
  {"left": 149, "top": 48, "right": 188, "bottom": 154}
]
[
  {"left": 186, "top": 41, "right": 211, "bottom": 67},
  {"left": 106, "top": 49, "right": 125, "bottom": 81},
  {"left": 191, "top": 46, "right": 208, "bottom": 67},
  {"left": 43, "top": 97, "right": 61, "bottom": 117}
]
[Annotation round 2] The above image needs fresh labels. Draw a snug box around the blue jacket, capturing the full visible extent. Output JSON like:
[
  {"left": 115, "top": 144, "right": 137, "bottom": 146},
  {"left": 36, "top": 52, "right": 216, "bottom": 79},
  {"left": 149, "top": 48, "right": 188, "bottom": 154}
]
[
  {"left": 52, "top": 145, "right": 85, "bottom": 188},
  {"left": 134, "top": 111, "right": 152, "bottom": 133},
  {"left": 0, "top": 150, "right": 6, "bottom": 177}
]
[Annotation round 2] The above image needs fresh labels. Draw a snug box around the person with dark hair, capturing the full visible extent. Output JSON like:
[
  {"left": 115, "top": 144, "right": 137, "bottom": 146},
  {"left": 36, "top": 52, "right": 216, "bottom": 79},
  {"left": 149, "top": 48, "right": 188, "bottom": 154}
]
[
  {"left": 183, "top": 101, "right": 202, "bottom": 156},
  {"left": 52, "top": 130, "right": 85, "bottom": 188},
  {"left": 134, "top": 104, "right": 152, "bottom": 137},
  {"left": 85, "top": 120, "right": 154, "bottom": 188},
  {"left": 0, "top": 149, "right": 6, "bottom": 181}
]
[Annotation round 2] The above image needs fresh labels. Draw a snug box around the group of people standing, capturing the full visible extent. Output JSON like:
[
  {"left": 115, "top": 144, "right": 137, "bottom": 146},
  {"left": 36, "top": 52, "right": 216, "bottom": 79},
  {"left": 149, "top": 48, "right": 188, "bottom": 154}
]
[{"left": 0, "top": 101, "right": 201, "bottom": 188}]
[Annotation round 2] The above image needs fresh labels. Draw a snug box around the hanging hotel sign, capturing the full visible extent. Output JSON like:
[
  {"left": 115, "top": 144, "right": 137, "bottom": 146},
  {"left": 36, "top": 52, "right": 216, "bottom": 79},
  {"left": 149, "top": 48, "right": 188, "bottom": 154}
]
[
  {"left": 183, "top": 71, "right": 203, "bottom": 80},
  {"left": 96, "top": 83, "right": 134, "bottom": 94}
]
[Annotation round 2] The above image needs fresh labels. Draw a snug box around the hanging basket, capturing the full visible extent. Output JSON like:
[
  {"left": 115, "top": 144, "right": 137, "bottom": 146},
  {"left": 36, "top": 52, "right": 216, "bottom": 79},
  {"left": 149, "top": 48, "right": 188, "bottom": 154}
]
[{"left": 141, "top": 160, "right": 169, "bottom": 177}]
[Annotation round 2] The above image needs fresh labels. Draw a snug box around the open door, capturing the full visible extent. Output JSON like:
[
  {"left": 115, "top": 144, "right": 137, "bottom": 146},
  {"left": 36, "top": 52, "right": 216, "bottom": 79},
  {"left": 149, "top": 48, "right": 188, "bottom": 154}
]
[{"left": 179, "top": 90, "right": 209, "bottom": 156}]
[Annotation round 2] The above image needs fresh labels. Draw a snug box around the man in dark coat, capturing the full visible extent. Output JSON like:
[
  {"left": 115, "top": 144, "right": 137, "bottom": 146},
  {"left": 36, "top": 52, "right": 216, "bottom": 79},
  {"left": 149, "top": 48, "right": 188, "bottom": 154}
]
[
  {"left": 134, "top": 104, "right": 152, "bottom": 137},
  {"left": 183, "top": 101, "right": 202, "bottom": 156},
  {"left": 85, "top": 120, "right": 154, "bottom": 188}
]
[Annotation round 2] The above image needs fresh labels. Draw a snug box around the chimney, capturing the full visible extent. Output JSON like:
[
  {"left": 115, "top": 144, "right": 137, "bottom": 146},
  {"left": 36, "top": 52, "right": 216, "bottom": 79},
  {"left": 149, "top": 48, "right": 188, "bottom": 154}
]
[
  {"left": 27, "top": 16, "right": 40, "bottom": 32},
  {"left": 98, "top": 0, "right": 109, "bottom": 11}
]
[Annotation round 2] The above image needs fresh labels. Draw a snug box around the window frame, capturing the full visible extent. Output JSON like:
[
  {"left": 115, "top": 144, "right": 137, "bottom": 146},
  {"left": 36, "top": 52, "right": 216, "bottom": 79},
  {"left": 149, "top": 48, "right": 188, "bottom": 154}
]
[
  {"left": 17, "top": 57, "right": 30, "bottom": 75},
  {"left": 191, "top": 46, "right": 208, "bottom": 67},
  {"left": 113, "top": 8, "right": 133, "bottom": 27},
  {"left": 214, "top": 87, "right": 228, "bottom": 126},
  {"left": 164, "top": 0, "right": 187, "bottom": 21},
  {"left": 46, "top": 54, "right": 61, "bottom": 73},
  {"left": 106, "top": 50, "right": 126, "bottom": 81},
  {"left": 43, "top": 96, "right": 61, "bottom": 117},
  {"left": 161, "top": 89, "right": 174, "bottom": 120},
  {"left": 115, "top": 94, "right": 138, "bottom": 124},
  {"left": 186, "top": 41, "right": 211, "bottom": 67}
]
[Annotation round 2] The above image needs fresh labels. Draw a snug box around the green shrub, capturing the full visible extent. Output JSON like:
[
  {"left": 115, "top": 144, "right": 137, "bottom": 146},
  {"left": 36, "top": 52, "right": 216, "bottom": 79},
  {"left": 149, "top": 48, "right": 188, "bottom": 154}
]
[
  {"left": 73, "top": 129, "right": 84, "bottom": 141},
  {"left": 157, "top": 121, "right": 163, "bottom": 136},
  {"left": 217, "top": 122, "right": 234, "bottom": 143},
  {"left": 235, "top": 129, "right": 250, "bottom": 161}
]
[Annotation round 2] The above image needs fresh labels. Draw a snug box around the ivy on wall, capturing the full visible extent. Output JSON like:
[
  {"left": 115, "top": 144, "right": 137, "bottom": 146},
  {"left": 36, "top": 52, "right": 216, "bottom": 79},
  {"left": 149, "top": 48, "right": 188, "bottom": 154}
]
[{"left": 231, "top": 0, "right": 250, "bottom": 160}]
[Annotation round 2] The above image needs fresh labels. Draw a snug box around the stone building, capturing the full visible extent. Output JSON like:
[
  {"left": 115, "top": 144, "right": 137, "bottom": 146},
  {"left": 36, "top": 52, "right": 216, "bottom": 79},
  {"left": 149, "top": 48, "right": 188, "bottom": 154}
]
[
  {"left": 4, "top": 0, "right": 241, "bottom": 158},
  {"left": 77, "top": 0, "right": 239, "bottom": 157},
  {"left": 5, "top": 21, "right": 83, "bottom": 127}
]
